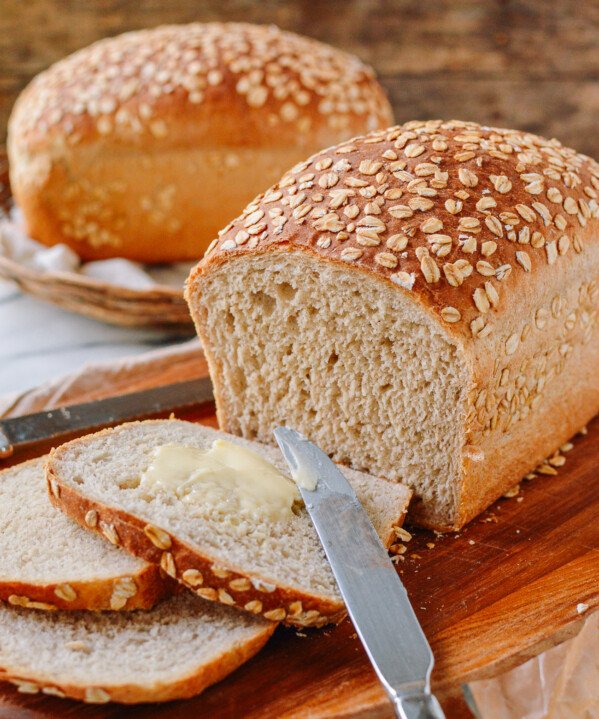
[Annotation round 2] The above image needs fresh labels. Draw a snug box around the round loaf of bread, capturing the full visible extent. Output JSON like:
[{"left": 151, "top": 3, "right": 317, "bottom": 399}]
[{"left": 8, "top": 23, "right": 393, "bottom": 262}]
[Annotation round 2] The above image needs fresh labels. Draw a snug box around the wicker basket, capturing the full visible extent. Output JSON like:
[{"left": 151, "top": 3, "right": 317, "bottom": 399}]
[{"left": 0, "top": 150, "right": 195, "bottom": 332}]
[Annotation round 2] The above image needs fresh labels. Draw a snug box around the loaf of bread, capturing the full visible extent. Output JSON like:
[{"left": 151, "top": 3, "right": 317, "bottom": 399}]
[
  {"left": 0, "top": 457, "right": 171, "bottom": 611},
  {"left": 0, "top": 593, "right": 274, "bottom": 704},
  {"left": 8, "top": 23, "right": 393, "bottom": 263},
  {"left": 187, "top": 119, "right": 599, "bottom": 531},
  {"left": 46, "top": 420, "right": 412, "bottom": 626}
]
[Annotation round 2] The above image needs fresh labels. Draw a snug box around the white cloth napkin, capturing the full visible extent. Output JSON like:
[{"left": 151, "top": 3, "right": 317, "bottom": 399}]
[
  {"left": 469, "top": 611, "right": 598, "bottom": 718},
  {"left": 0, "top": 339, "right": 203, "bottom": 418},
  {"left": 0, "top": 207, "right": 194, "bottom": 290}
]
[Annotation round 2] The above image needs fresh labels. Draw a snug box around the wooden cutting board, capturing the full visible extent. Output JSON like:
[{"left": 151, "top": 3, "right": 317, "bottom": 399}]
[{"left": 0, "top": 357, "right": 597, "bottom": 719}]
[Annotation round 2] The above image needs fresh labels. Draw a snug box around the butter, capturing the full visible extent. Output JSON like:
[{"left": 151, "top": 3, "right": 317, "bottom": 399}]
[
  {"left": 140, "top": 440, "right": 299, "bottom": 521},
  {"left": 290, "top": 463, "right": 318, "bottom": 491}
]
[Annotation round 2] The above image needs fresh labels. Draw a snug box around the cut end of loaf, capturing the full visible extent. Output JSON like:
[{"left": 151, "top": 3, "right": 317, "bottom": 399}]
[{"left": 192, "top": 252, "right": 470, "bottom": 528}]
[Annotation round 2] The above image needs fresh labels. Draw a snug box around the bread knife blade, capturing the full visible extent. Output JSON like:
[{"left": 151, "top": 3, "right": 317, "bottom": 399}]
[
  {"left": 273, "top": 426, "right": 445, "bottom": 719},
  {"left": 0, "top": 377, "right": 214, "bottom": 458}
]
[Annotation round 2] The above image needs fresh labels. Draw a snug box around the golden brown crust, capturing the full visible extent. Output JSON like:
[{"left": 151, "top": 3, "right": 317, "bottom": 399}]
[
  {"left": 191, "top": 119, "right": 599, "bottom": 531},
  {"left": 0, "top": 625, "right": 275, "bottom": 704},
  {"left": 197, "top": 120, "right": 599, "bottom": 342},
  {"left": 0, "top": 564, "right": 173, "bottom": 612},
  {"left": 9, "top": 23, "right": 392, "bottom": 153},
  {"left": 8, "top": 23, "right": 393, "bottom": 262}
]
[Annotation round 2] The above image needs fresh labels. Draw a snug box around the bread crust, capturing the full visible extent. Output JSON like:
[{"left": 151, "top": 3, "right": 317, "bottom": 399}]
[
  {"left": 0, "top": 567, "right": 172, "bottom": 613},
  {"left": 45, "top": 422, "right": 409, "bottom": 626},
  {"left": 0, "top": 457, "right": 174, "bottom": 611},
  {"left": 188, "top": 119, "right": 599, "bottom": 531},
  {"left": 8, "top": 22, "right": 393, "bottom": 262}
]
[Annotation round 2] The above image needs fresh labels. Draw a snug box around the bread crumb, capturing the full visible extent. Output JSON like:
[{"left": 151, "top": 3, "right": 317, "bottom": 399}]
[
  {"left": 390, "top": 543, "right": 407, "bottom": 555},
  {"left": 394, "top": 527, "right": 412, "bottom": 542},
  {"left": 64, "top": 641, "right": 92, "bottom": 654},
  {"left": 503, "top": 484, "right": 520, "bottom": 498},
  {"left": 548, "top": 454, "right": 566, "bottom": 467},
  {"left": 537, "top": 463, "right": 558, "bottom": 476},
  {"left": 468, "top": 540, "right": 475, "bottom": 545},
  {"left": 426, "top": 542, "right": 435, "bottom": 549}
]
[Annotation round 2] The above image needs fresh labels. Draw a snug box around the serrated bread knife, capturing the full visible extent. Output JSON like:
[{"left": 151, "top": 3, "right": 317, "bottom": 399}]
[
  {"left": 0, "top": 377, "right": 214, "bottom": 458},
  {"left": 274, "top": 426, "right": 445, "bottom": 719}
]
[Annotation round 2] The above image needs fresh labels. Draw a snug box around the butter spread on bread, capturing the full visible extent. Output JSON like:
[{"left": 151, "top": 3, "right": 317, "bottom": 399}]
[
  {"left": 46, "top": 420, "right": 412, "bottom": 627},
  {"left": 140, "top": 441, "right": 299, "bottom": 521}
]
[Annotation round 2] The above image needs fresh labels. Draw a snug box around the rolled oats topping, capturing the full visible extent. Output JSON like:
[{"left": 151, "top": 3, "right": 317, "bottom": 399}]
[
  {"left": 12, "top": 23, "right": 391, "bottom": 147},
  {"left": 205, "top": 120, "right": 599, "bottom": 341}
]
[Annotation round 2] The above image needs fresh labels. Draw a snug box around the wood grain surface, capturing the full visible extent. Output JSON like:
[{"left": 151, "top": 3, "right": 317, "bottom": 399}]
[
  {"left": 1, "top": 0, "right": 598, "bottom": 158},
  {"left": 0, "top": 358, "right": 597, "bottom": 719}
]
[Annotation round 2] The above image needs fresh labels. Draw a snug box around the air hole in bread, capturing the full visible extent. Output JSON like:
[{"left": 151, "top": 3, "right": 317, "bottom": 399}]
[
  {"left": 228, "top": 367, "right": 247, "bottom": 393},
  {"left": 286, "top": 315, "right": 298, "bottom": 332},
  {"left": 251, "top": 291, "right": 276, "bottom": 317},
  {"left": 276, "top": 282, "right": 296, "bottom": 301},
  {"left": 117, "top": 476, "right": 141, "bottom": 490}
]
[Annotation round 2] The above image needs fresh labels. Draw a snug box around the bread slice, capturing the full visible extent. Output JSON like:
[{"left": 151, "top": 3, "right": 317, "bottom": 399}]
[
  {"left": 0, "top": 592, "right": 275, "bottom": 704},
  {"left": 47, "top": 420, "right": 412, "bottom": 627},
  {"left": 0, "top": 457, "right": 172, "bottom": 611}
]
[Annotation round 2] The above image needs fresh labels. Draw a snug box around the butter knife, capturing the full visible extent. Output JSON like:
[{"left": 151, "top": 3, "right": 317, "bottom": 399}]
[
  {"left": 274, "top": 426, "right": 445, "bottom": 719},
  {"left": 0, "top": 377, "right": 214, "bottom": 458}
]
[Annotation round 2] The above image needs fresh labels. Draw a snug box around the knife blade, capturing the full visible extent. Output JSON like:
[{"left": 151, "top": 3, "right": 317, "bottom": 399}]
[
  {"left": 273, "top": 426, "right": 445, "bottom": 719},
  {"left": 0, "top": 376, "right": 214, "bottom": 458}
]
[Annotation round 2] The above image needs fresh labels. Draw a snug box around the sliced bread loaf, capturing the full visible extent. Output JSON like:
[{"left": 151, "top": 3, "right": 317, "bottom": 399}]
[
  {"left": 186, "top": 119, "right": 599, "bottom": 531},
  {"left": 0, "top": 592, "right": 274, "bottom": 704},
  {"left": 47, "top": 420, "right": 412, "bottom": 627},
  {"left": 0, "top": 457, "right": 172, "bottom": 611}
]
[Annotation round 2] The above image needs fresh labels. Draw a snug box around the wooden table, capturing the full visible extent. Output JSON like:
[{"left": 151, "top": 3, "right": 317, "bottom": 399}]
[
  {"left": 1, "top": 0, "right": 598, "bottom": 160},
  {"left": 0, "top": 356, "right": 597, "bottom": 718}
]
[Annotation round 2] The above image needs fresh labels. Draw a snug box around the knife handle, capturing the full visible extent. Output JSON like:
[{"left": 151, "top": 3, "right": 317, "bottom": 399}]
[
  {"left": 392, "top": 692, "right": 446, "bottom": 719},
  {"left": 0, "top": 428, "right": 13, "bottom": 458}
]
